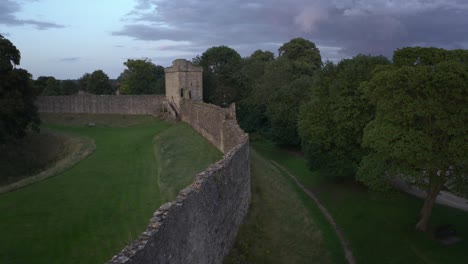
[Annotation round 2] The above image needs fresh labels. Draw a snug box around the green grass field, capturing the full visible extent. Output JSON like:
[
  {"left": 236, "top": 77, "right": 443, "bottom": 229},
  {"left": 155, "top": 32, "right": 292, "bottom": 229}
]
[
  {"left": 0, "top": 114, "right": 221, "bottom": 264},
  {"left": 252, "top": 138, "right": 468, "bottom": 264},
  {"left": 225, "top": 149, "right": 347, "bottom": 264}
]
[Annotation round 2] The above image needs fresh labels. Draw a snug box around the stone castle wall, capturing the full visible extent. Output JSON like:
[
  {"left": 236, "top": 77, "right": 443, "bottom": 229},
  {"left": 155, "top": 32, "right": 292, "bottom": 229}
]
[
  {"left": 109, "top": 99, "right": 250, "bottom": 264},
  {"left": 36, "top": 59, "right": 250, "bottom": 264},
  {"left": 37, "top": 95, "right": 166, "bottom": 115}
]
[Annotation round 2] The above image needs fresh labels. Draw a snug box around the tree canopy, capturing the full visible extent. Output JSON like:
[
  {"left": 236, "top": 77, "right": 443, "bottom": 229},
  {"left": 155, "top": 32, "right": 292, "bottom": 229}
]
[
  {"left": 0, "top": 34, "right": 40, "bottom": 143},
  {"left": 86, "top": 70, "right": 113, "bottom": 95},
  {"left": 197, "top": 46, "right": 242, "bottom": 106},
  {"left": 358, "top": 60, "right": 468, "bottom": 231},
  {"left": 119, "top": 59, "right": 165, "bottom": 95},
  {"left": 278, "top": 37, "right": 322, "bottom": 76},
  {"left": 298, "top": 55, "right": 390, "bottom": 176},
  {"left": 0, "top": 34, "right": 21, "bottom": 73}
]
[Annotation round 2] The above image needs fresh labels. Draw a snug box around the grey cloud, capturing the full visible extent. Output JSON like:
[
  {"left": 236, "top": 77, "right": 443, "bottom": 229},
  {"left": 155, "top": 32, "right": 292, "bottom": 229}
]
[
  {"left": 113, "top": 0, "right": 468, "bottom": 60},
  {"left": 59, "top": 57, "right": 80, "bottom": 62},
  {"left": 0, "top": 0, "right": 64, "bottom": 30}
]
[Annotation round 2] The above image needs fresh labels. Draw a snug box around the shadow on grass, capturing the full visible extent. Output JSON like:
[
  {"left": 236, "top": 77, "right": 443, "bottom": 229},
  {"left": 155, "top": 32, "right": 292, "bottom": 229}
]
[{"left": 251, "top": 138, "right": 468, "bottom": 264}]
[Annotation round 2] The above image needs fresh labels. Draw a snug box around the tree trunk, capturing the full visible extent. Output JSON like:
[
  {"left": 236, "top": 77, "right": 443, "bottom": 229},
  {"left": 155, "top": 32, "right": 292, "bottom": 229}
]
[{"left": 415, "top": 179, "right": 444, "bottom": 231}]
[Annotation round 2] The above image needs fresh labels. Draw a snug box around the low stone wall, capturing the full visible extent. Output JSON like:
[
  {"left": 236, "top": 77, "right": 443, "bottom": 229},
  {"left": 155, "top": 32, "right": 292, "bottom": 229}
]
[
  {"left": 109, "top": 100, "right": 250, "bottom": 263},
  {"left": 37, "top": 95, "right": 166, "bottom": 116}
]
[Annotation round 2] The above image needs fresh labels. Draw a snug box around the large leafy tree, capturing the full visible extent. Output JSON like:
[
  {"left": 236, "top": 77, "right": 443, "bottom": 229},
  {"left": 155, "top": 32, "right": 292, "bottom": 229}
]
[
  {"left": 298, "top": 55, "right": 390, "bottom": 176},
  {"left": 0, "top": 34, "right": 40, "bottom": 142},
  {"left": 236, "top": 50, "right": 275, "bottom": 133},
  {"left": 358, "top": 60, "right": 468, "bottom": 231},
  {"left": 78, "top": 73, "right": 90, "bottom": 92},
  {"left": 119, "top": 59, "right": 165, "bottom": 95},
  {"left": 237, "top": 38, "right": 323, "bottom": 146},
  {"left": 278, "top": 37, "right": 322, "bottom": 76},
  {"left": 197, "top": 46, "right": 242, "bottom": 106},
  {"left": 86, "top": 70, "right": 113, "bottom": 95},
  {"left": 41, "top": 77, "right": 61, "bottom": 96}
]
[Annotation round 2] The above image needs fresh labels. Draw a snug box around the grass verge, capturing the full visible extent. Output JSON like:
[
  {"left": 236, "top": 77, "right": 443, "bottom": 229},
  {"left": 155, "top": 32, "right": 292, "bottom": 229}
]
[
  {"left": 224, "top": 149, "right": 346, "bottom": 264},
  {"left": 252, "top": 138, "right": 468, "bottom": 264}
]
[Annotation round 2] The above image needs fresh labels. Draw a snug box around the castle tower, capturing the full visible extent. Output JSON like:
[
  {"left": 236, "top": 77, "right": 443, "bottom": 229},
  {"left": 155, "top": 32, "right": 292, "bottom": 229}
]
[{"left": 165, "top": 59, "right": 203, "bottom": 117}]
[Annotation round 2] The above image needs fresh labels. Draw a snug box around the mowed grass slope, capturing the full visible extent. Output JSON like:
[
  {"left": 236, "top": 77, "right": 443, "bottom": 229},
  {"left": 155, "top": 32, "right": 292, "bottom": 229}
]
[
  {"left": 252, "top": 139, "right": 468, "bottom": 264},
  {"left": 0, "top": 114, "right": 221, "bottom": 264},
  {"left": 225, "top": 150, "right": 346, "bottom": 264},
  {"left": 154, "top": 123, "right": 223, "bottom": 203}
]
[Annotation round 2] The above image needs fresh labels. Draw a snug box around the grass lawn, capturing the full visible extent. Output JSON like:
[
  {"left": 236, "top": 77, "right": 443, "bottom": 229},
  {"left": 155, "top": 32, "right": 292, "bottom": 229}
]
[
  {"left": 0, "top": 114, "right": 221, "bottom": 264},
  {"left": 252, "top": 138, "right": 468, "bottom": 264},
  {"left": 224, "top": 149, "right": 347, "bottom": 264}
]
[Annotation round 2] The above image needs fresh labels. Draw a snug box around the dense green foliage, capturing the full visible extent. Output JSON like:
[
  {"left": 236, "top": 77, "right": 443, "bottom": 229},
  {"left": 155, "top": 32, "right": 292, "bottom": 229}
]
[
  {"left": 60, "top": 79, "right": 79, "bottom": 95},
  {"left": 197, "top": 46, "right": 242, "bottom": 106},
  {"left": 298, "top": 55, "right": 390, "bottom": 177},
  {"left": 86, "top": 70, "right": 113, "bottom": 95},
  {"left": 194, "top": 40, "right": 467, "bottom": 231},
  {"left": 0, "top": 34, "right": 20, "bottom": 73},
  {"left": 233, "top": 38, "right": 322, "bottom": 146},
  {"left": 358, "top": 60, "right": 468, "bottom": 230},
  {"left": 78, "top": 72, "right": 90, "bottom": 91},
  {"left": 119, "top": 58, "right": 165, "bottom": 95},
  {"left": 0, "top": 116, "right": 220, "bottom": 263},
  {"left": 0, "top": 34, "right": 40, "bottom": 143},
  {"left": 35, "top": 77, "right": 79, "bottom": 96},
  {"left": 41, "top": 76, "right": 62, "bottom": 95}
]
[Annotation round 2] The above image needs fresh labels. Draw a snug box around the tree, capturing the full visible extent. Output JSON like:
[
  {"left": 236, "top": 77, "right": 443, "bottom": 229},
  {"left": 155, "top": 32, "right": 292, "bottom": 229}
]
[
  {"left": 34, "top": 76, "right": 55, "bottom": 95},
  {"left": 237, "top": 39, "right": 323, "bottom": 145},
  {"left": 119, "top": 59, "right": 165, "bottom": 95},
  {"left": 250, "top": 50, "right": 275, "bottom": 62},
  {"left": 393, "top": 47, "right": 468, "bottom": 67},
  {"left": 358, "top": 60, "right": 468, "bottom": 231},
  {"left": 0, "top": 34, "right": 40, "bottom": 142},
  {"left": 0, "top": 34, "right": 20, "bottom": 73},
  {"left": 41, "top": 77, "right": 61, "bottom": 96},
  {"left": 236, "top": 50, "right": 275, "bottom": 133},
  {"left": 198, "top": 46, "right": 242, "bottom": 106},
  {"left": 298, "top": 55, "right": 390, "bottom": 177},
  {"left": 266, "top": 76, "right": 313, "bottom": 146},
  {"left": 87, "top": 70, "right": 113, "bottom": 95},
  {"left": 78, "top": 73, "right": 90, "bottom": 92},
  {"left": 61, "top": 80, "right": 78, "bottom": 95},
  {"left": 278, "top": 38, "right": 322, "bottom": 76}
]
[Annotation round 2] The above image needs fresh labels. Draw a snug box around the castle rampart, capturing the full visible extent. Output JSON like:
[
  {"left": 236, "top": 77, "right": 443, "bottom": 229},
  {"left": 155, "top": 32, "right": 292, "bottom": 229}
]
[
  {"left": 37, "top": 95, "right": 166, "bottom": 116},
  {"left": 36, "top": 59, "right": 250, "bottom": 264}
]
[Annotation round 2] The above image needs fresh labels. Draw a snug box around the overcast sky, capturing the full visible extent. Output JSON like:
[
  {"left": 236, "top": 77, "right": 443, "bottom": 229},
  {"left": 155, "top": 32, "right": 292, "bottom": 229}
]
[{"left": 1, "top": 0, "right": 467, "bottom": 79}]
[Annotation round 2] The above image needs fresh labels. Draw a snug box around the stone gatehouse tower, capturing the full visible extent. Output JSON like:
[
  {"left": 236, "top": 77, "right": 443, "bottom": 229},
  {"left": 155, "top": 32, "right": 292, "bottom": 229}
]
[{"left": 165, "top": 59, "right": 203, "bottom": 117}]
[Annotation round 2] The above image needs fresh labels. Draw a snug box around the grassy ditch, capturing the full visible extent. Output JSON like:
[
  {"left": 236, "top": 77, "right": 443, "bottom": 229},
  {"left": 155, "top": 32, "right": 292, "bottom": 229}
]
[
  {"left": 0, "top": 114, "right": 220, "bottom": 264},
  {"left": 0, "top": 129, "right": 95, "bottom": 194},
  {"left": 225, "top": 149, "right": 347, "bottom": 264},
  {"left": 252, "top": 138, "right": 468, "bottom": 264}
]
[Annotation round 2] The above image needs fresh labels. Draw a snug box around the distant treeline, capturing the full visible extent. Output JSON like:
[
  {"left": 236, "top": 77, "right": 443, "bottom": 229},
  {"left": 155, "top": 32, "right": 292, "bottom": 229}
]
[{"left": 35, "top": 58, "right": 165, "bottom": 96}]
